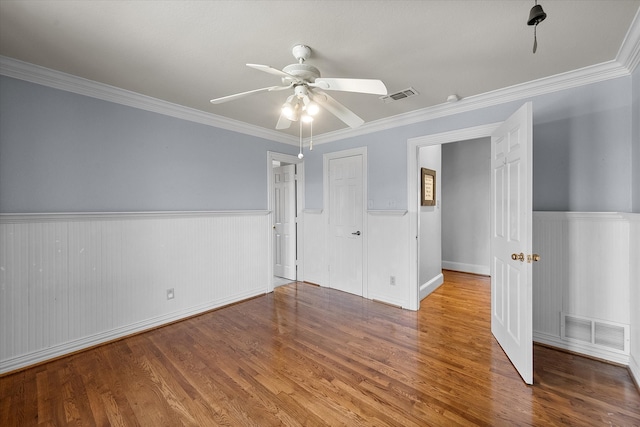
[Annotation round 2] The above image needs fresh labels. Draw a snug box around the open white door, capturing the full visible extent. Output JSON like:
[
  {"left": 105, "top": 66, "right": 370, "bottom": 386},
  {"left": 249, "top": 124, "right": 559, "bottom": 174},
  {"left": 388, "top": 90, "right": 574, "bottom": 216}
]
[
  {"left": 328, "top": 155, "right": 364, "bottom": 296},
  {"left": 491, "top": 102, "right": 534, "bottom": 385},
  {"left": 273, "top": 164, "right": 296, "bottom": 280}
]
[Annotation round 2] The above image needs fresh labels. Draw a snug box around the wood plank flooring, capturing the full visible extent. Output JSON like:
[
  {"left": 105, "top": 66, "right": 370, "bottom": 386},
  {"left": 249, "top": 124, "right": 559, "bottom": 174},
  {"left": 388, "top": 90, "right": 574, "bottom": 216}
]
[{"left": 1, "top": 270, "right": 639, "bottom": 426}]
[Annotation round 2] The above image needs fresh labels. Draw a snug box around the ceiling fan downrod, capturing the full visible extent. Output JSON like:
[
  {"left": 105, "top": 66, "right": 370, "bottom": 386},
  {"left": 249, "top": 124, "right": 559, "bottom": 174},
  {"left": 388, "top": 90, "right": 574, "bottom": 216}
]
[{"left": 292, "top": 44, "right": 312, "bottom": 64}]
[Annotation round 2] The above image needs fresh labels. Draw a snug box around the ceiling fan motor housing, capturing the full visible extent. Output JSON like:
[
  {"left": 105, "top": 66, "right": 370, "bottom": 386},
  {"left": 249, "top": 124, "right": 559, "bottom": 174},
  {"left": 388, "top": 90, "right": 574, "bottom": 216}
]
[{"left": 282, "top": 63, "right": 321, "bottom": 83}]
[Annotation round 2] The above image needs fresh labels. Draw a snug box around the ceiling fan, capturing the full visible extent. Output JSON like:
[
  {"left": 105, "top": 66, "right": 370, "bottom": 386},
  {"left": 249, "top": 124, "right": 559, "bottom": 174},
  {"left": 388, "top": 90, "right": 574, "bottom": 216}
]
[{"left": 210, "top": 44, "right": 388, "bottom": 130}]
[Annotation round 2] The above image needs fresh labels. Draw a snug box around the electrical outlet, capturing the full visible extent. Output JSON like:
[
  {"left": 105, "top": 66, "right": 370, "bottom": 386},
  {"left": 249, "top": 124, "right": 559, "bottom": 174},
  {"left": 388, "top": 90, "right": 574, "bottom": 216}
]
[
  {"left": 390, "top": 276, "right": 396, "bottom": 286},
  {"left": 167, "top": 288, "right": 174, "bottom": 300}
]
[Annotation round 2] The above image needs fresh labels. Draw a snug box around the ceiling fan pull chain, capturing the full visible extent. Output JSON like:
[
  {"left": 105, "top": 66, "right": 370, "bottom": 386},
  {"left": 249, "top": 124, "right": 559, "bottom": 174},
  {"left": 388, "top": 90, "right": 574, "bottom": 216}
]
[{"left": 298, "top": 120, "right": 304, "bottom": 159}]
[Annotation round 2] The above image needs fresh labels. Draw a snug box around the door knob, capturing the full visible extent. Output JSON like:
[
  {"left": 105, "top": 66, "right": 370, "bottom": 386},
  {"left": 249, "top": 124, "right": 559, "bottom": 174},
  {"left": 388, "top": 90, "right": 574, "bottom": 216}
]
[
  {"left": 352, "top": 231, "right": 361, "bottom": 236},
  {"left": 511, "top": 253, "right": 525, "bottom": 262},
  {"left": 528, "top": 254, "right": 541, "bottom": 263}
]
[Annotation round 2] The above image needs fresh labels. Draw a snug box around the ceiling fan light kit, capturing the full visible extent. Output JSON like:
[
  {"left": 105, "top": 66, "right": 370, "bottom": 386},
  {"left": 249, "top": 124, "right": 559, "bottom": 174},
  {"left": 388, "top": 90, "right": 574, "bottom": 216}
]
[{"left": 210, "top": 44, "right": 388, "bottom": 133}]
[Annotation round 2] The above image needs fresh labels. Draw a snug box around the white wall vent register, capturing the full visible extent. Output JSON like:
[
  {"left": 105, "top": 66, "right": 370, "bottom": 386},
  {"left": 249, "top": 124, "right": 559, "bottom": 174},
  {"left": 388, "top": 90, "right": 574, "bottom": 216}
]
[{"left": 561, "top": 312, "right": 629, "bottom": 354}]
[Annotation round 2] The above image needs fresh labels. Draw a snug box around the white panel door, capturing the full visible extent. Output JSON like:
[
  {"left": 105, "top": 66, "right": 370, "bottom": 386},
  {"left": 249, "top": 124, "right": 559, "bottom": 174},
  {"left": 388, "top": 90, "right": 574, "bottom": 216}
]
[
  {"left": 274, "top": 164, "right": 296, "bottom": 280},
  {"left": 329, "top": 155, "right": 363, "bottom": 296},
  {"left": 491, "top": 103, "right": 533, "bottom": 385}
]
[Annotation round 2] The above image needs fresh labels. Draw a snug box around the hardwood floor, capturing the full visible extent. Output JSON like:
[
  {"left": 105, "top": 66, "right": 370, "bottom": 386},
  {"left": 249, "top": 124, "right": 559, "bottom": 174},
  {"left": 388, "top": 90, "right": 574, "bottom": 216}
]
[{"left": 1, "top": 271, "right": 639, "bottom": 426}]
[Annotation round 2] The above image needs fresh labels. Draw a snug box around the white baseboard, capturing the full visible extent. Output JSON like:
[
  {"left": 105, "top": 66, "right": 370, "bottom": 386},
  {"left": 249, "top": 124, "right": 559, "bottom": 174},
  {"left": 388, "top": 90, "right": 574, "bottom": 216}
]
[
  {"left": 420, "top": 273, "right": 444, "bottom": 301},
  {"left": 0, "top": 289, "right": 264, "bottom": 374},
  {"left": 533, "top": 331, "right": 629, "bottom": 366},
  {"left": 630, "top": 354, "right": 640, "bottom": 388},
  {"left": 442, "top": 261, "right": 490, "bottom": 276}
]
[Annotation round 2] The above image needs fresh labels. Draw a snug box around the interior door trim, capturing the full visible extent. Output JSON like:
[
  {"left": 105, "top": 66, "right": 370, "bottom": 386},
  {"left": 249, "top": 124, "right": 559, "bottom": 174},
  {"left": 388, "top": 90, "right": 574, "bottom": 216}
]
[{"left": 406, "top": 123, "right": 501, "bottom": 310}]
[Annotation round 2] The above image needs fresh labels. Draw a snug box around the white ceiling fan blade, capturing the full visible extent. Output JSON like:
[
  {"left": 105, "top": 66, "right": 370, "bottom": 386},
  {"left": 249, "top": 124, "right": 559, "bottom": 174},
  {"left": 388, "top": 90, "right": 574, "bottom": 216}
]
[
  {"left": 275, "top": 94, "right": 296, "bottom": 129},
  {"left": 246, "top": 63, "right": 298, "bottom": 80},
  {"left": 312, "top": 90, "right": 365, "bottom": 129},
  {"left": 276, "top": 113, "right": 292, "bottom": 130},
  {"left": 311, "top": 78, "right": 388, "bottom": 95},
  {"left": 269, "top": 83, "right": 294, "bottom": 91},
  {"left": 210, "top": 85, "right": 286, "bottom": 104}
]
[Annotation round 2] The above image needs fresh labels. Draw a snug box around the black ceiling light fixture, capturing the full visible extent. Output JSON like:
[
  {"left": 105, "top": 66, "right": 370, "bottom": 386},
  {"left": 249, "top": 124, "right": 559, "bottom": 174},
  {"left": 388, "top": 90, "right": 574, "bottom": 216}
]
[{"left": 527, "top": 0, "right": 547, "bottom": 53}]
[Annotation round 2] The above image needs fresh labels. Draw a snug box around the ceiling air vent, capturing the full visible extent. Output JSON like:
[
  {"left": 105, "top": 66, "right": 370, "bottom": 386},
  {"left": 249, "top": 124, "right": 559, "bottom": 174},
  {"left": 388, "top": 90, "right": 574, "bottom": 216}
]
[{"left": 380, "top": 87, "right": 419, "bottom": 103}]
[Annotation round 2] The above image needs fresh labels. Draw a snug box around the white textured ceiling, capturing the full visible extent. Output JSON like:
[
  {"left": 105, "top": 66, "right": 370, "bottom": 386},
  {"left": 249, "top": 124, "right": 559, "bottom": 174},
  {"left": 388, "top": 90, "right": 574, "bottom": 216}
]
[{"left": 1, "top": 0, "right": 639, "bottom": 137}]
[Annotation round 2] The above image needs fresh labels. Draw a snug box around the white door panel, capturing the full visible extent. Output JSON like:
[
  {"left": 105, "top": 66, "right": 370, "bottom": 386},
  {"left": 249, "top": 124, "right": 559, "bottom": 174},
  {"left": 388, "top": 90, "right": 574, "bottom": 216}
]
[
  {"left": 274, "top": 164, "right": 296, "bottom": 280},
  {"left": 491, "top": 102, "right": 533, "bottom": 385},
  {"left": 329, "top": 155, "right": 363, "bottom": 296}
]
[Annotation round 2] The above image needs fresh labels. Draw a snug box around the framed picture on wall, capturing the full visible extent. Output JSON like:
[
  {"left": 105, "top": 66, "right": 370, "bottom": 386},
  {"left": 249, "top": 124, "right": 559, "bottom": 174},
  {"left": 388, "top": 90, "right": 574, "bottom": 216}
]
[{"left": 421, "top": 168, "right": 436, "bottom": 206}]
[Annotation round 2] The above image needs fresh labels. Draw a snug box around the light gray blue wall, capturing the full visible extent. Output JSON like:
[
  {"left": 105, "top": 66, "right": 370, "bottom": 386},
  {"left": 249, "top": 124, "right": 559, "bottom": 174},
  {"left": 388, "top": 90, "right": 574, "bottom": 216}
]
[
  {"left": 304, "top": 75, "right": 634, "bottom": 213},
  {"left": 633, "top": 66, "right": 640, "bottom": 213},
  {"left": 419, "top": 145, "right": 441, "bottom": 287},
  {"left": 441, "top": 138, "right": 490, "bottom": 270},
  {"left": 2, "top": 72, "right": 635, "bottom": 214},
  {"left": 0, "top": 76, "right": 297, "bottom": 213},
  {"left": 303, "top": 106, "right": 513, "bottom": 210},
  {"left": 533, "top": 76, "right": 633, "bottom": 212}
]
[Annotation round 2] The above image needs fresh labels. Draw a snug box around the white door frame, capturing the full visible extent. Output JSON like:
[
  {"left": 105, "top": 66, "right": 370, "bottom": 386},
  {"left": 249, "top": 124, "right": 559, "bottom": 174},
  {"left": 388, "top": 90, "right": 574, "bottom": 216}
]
[
  {"left": 267, "top": 151, "right": 305, "bottom": 293},
  {"left": 406, "top": 123, "right": 501, "bottom": 310},
  {"left": 323, "top": 147, "right": 368, "bottom": 298}
]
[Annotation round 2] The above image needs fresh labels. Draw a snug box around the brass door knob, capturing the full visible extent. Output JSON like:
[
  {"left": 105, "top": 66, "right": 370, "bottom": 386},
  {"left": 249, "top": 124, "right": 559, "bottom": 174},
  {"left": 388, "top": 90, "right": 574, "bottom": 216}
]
[
  {"left": 528, "top": 254, "right": 541, "bottom": 263},
  {"left": 511, "top": 253, "right": 525, "bottom": 262}
]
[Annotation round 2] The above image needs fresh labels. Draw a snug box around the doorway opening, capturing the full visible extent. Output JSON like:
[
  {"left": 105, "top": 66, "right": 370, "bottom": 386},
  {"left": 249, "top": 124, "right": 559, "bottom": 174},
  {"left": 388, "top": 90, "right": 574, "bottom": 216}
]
[
  {"left": 440, "top": 137, "right": 491, "bottom": 276},
  {"left": 415, "top": 138, "right": 491, "bottom": 301},
  {"left": 407, "top": 123, "right": 501, "bottom": 310},
  {"left": 408, "top": 103, "right": 534, "bottom": 385},
  {"left": 267, "top": 151, "right": 304, "bottom": 292}
]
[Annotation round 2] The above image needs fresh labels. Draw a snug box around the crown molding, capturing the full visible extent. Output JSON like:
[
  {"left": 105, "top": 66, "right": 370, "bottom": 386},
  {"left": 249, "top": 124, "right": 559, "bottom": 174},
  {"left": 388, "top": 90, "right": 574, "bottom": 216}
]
[
  {"left": 0, "top": 56, "right": 298, "bottom": 146},
  {"left": 617, "top": 7, "right": 640, "bottom": 73},
  {"left": 314, "top": 11, "right": 640, "bottom": 145},
  {"left": 1, "top": 27, "right": 636, "bottom": 149},
  {"left": 311, "top": 60, "right": 630, "bottom": 145}
]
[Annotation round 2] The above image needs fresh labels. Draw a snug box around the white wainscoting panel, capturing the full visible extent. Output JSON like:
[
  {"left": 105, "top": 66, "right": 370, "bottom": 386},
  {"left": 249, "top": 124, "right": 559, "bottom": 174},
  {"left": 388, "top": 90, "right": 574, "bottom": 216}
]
[
  {"left": 532, "top": 212, "right": 632, "bottom": 365},
  {"left": 628, "top": 214, "right": 640, "bottom": 386},
  {"left": 564, "top": 214, "right": 630, "bottom": 323},
  {"left": 532, "top": 213, "right": 566, "bottom": 337},
  {"left": 302, "top": 210, "right": 326, "bottom": 285},
  {"left": 367, "top": 211, "right": 410, "bottom": 308},
  {"left": 0, "top": 211, "right": 270, "bottom": 373},
  {"left": 302, "top": 210, "right": 411, "bottom": 309}
]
